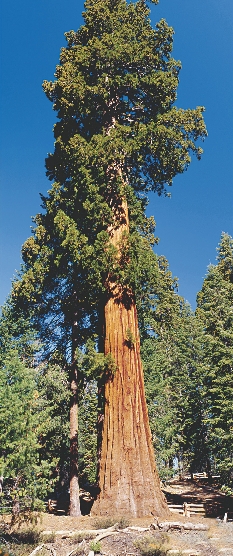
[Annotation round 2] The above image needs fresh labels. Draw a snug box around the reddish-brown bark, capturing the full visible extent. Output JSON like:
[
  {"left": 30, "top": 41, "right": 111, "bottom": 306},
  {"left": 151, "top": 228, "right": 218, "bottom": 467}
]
[{"left": 92, "top": 201, "right": 169, "bottom": 518}]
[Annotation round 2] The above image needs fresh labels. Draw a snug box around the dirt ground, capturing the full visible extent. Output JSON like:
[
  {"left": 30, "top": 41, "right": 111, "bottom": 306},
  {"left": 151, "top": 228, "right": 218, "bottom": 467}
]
[
  {"left": 1, "top": 481, "right": 233, "bottom": 556},
  {"left": 6, "top": 513, "right": 232, "bottom": 556}
]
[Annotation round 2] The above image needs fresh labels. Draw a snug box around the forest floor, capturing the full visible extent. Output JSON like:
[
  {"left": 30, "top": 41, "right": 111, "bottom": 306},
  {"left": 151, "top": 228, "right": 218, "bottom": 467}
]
[{"left": 1, "top": 480, "right": 233, "bottom": 556}]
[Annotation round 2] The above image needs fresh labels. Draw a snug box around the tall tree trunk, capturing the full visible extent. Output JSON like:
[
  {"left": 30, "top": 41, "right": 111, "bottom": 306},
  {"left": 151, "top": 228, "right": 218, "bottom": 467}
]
[
  {"left": 92, "top": 200, "right": 169, "bottom": 518},
  {"left": 69, "top": 312, "right": 81, "bottom": 516},
  {"left": 97, "top": 303, "right": 105, "bottom": 482}
]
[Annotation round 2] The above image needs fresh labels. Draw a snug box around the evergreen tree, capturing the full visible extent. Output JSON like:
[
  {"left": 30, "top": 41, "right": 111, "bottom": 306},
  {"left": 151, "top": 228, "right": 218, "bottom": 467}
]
[
  {"left": 0, "top": 352, "right": 64, "bottom": 513},
  {"left": 13, "top": 0, "right": 206, "bottom": 516},
  {"left": 0, "top": 302, "right": 70, "bottom": 513},
  {"left": 196, "top": 233, "right": 233, "bottom": 485}
]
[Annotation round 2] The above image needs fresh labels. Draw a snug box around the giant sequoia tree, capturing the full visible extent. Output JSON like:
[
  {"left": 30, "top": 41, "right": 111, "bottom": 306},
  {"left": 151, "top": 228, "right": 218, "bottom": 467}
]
[{"left": 13, "top": 0, "right": 206, "bottom": 516}]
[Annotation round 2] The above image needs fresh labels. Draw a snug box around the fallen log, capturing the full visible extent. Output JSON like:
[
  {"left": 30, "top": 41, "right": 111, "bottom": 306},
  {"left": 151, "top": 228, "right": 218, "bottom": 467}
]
[
  {"left": 158, "top": 521, "right": 183, "bottom": 531},
  {"left": 29, "top": 545, "right": 56, "bottom": 556},
  {"left": 29, "top": 546, "right": 45, "bottom": 556},
  {"left": 126, "top": 526, "right": 150, "bottom": 532},
  {"left": 156, "top": 520, "right": 209, "bottom": 531},
  {"left": 41, "top": 524, "right": 118, "bottom": 538},
  {"left": 95, "top": 530, "right": 119, "bottom": 542},
  {"left": 183, "top": 522, "right": 209, "bottom": 530},
  {"left": 66, "top": 540, "right": 86, "bottom": 556}
]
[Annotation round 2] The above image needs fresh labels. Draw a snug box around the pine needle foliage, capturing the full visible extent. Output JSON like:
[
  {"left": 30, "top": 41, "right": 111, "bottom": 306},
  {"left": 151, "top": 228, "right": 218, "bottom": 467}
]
[
  {"left": 12, "top": 0, "right": 206, "bottom": 357},
  {"left": 196, "top": 233, "right": 233, "bottom": 484}
]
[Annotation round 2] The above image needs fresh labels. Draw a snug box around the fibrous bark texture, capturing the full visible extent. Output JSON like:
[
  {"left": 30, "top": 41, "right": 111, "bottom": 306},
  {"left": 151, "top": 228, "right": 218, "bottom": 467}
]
[
  {"left": 70, "top": 371, "right": 81, "bottom": 516},
  {"left": 92, "top": 201, "right": 169, "bottom": 518},
  {"left": 69, "top": 319, "right": 81, "bottom": 517}
]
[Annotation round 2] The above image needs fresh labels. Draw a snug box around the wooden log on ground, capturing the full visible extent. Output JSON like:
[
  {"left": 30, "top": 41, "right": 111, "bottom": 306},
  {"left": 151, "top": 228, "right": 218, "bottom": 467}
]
[
  {"left": 127, "top": 526, "right": 150, "bottom": 532},
  {"left": 41, "top": 524, "right": 119, "bottom": 538},
  {"left": 95, "top": 531, "right": 119, "bottom": 542},
  {"left": 29, "top": 546, "right": 45, "bottom": 556},
  {"left": 157, "top": 521, "right": 209, "bottom": 531},
  {"left": 183, "top": 522, "right": 209, "bottom": 531},
  {"left": 29, "top": 545, "right": 56, "bottom": 555}
]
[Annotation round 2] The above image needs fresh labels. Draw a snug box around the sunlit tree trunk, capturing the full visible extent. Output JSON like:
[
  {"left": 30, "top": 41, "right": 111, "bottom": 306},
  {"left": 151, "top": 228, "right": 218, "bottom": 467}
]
[
  {"left": 69, "top": 311, "right": 81, "bottom": 516},
  {"left": 93, "top": 200, "right": 169, "bottom": 518}
]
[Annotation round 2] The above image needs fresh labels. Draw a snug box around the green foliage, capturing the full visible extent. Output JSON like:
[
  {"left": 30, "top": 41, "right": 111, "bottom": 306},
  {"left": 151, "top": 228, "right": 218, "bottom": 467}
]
[
  {"left": 0, "top": 297, "right": 37, "bottom": 367},
  {"left": 78, "top": 380, "right": 98, "bottom": 484},
  {"left": 0, "top": 352, "right": 47, "bottom": 505},
  {"left": 12, "top": 0, "right": 206, "bottom": 361},
  {"left": 0, "top": 305, "right": 70, "bottom": 512},
  {"left": 140, "top": 252, "right": 208, "bottom": 478},
  {"left": 196, "top": 233, "right": 233, "bottom": 484},
  {"left": 89, "top": 540, "right": 101, "bottom": 553},
  {"left": 221, "top": 484, "right": 233, "bottom": 496},
  {"left": 76, "top": 339, "right": 117, "bottom": 381}
]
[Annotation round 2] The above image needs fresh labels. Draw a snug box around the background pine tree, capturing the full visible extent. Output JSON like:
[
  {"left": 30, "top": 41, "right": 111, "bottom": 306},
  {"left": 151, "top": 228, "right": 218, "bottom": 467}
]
[{"left": 196, "top": 233, "right": 233, "bottom": 484}]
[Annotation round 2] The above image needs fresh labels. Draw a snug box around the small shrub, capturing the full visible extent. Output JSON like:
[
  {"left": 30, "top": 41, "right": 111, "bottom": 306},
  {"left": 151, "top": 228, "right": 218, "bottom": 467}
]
[
  {"left": 93, "top": 516, "right": 116, "bottom": 529},
  {"left": 117, "top": 516, "right": 130, "bottom": 529},
  {"left": 134, "top": 535, "right": 168, "bottom": 556},
  {"left": 90, "top": 540, "right": 101, "bottom": 553},
  {"left": 221, "top": 484, "right": 233, "bottom": 496}
]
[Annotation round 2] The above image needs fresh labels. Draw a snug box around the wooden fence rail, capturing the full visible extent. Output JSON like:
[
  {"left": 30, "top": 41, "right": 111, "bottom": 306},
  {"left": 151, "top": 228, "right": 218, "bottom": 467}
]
[{"left": 168, "top": 502, "right": 205, "bottom": 517}]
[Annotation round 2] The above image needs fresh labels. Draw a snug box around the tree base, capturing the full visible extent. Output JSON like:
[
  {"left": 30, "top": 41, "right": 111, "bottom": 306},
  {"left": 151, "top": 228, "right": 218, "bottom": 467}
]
[{"left": 92, "top": 448, "right": 170, "bottom": 518}]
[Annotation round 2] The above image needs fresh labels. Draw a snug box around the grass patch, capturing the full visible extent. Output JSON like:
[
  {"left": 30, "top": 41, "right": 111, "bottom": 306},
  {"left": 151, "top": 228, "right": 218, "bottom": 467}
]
[
  {"left": 41, "top": 532, "right": 56, "bottom": 543},
  {"left": 116, "top": 516, "right": 130, "bottom": 529},
  {"left": 93, "top": 516, "right": 116, "bottom": 529},
  {"left": 72, "top": 532, "right": 96, "bottom": 542},
  {"left": 93, "top": 515, "right": 130, "bottom": 529}
]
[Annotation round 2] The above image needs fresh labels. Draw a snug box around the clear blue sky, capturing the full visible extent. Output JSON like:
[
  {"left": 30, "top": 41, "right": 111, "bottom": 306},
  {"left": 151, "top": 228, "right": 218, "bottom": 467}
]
[{"left": 0, "top": 0, "right": 232, "bottom": 309}]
